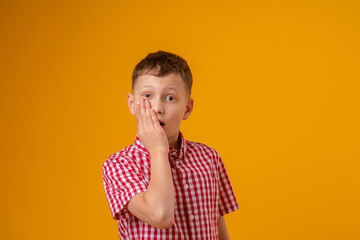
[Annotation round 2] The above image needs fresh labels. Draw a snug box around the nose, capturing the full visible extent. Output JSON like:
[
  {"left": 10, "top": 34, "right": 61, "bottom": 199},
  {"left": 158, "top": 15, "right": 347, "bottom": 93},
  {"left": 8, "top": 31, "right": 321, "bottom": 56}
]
[{"left": 149, "top": 98, "right": 164, "bottom": 114}]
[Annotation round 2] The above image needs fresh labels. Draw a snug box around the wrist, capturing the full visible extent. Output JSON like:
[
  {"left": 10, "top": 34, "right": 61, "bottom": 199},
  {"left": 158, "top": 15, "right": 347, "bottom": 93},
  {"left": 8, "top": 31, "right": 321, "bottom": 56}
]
[{"left": 149, "top": 149, "right": 169, "bottom": 158}]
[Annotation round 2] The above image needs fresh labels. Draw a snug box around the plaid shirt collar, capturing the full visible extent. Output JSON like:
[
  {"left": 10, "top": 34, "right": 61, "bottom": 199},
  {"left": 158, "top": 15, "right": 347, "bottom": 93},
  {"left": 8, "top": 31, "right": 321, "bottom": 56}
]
[{"left": 134, "top": 130, "right": 187, "bottom": 160}]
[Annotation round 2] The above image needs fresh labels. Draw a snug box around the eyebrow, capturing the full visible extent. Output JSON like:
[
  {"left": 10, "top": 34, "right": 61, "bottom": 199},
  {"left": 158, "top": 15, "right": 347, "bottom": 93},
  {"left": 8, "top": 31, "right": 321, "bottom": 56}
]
[
  {"left": 139, "top": 85, "right": 153, "bottom": 90},
  {"left": 139, "top": 85, "right": 179, "bottom": 93},
  {"left": 165, "top": 87, "right": 179, "bottom": 92}
]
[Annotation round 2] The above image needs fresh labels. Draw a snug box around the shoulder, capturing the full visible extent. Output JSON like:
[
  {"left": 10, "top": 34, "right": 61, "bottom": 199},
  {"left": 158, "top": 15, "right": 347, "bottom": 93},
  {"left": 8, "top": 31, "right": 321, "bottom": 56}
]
[
  {"left": 102, "top": 142, "right": 143, "bottom": 171},
  {"left": 186, "top": 139, "right": 221, "bottom": 160}
]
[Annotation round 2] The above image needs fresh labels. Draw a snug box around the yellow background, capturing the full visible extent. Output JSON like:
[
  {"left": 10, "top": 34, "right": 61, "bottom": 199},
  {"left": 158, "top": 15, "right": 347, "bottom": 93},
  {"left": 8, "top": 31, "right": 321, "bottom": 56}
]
[{"left": 1, "top": 0, "right": 359, "bottom": 239}]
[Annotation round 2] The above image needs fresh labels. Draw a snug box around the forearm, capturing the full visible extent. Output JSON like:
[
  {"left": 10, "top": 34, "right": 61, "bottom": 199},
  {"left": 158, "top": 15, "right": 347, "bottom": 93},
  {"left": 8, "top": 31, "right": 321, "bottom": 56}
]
[
  {"left": 218, "top": 215, "right": 230, "bottom": 240},
  {"left": 143, "top": 151, "right": 175, "bottom": 224}
]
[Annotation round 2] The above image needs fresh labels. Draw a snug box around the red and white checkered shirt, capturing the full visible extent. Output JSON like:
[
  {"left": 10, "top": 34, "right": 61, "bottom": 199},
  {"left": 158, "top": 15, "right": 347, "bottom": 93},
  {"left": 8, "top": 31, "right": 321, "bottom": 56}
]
[{"left": 102, "top": 130, "right": 239, "bottom": 240}]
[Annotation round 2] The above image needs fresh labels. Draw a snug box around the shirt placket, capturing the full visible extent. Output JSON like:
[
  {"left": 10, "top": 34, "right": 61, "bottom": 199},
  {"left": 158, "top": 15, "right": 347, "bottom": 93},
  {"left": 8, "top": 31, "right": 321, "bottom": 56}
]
[{"left": 169, "top": 148, "right": 197, "bottom": 240}]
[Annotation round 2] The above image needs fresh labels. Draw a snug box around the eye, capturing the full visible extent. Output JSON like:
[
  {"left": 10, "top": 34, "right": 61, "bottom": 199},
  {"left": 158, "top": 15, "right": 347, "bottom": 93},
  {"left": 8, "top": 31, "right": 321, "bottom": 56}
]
[
  {"left": 143, "top": 93, "right": 151, "bottom": 98},
  {"left": 166, "top": 96, "right": 175, "bottom": 101}
]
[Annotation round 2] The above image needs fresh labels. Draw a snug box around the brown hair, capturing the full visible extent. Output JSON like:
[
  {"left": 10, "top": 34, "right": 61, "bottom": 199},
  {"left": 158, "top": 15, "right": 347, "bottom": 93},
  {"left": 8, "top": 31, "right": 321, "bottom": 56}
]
[{"left": 132, "top": 50, "right": 193, "bottom": 98}]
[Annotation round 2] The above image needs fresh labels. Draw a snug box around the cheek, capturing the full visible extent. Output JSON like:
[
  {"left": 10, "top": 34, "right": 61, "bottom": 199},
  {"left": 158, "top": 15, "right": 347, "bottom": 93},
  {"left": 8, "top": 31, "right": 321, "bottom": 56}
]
[
  {"left": 167, "top": 109, "right": 182, "bottom": 120},
  {"left": 166, "top": 105, "right": 186, "bottom": 121}
]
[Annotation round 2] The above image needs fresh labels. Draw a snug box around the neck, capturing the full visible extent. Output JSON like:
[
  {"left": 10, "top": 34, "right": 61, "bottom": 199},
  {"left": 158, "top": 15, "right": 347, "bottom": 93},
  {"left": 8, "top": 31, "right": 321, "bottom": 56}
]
[{"left": 168, "top": 132, "right": 181, "bottom": 151}]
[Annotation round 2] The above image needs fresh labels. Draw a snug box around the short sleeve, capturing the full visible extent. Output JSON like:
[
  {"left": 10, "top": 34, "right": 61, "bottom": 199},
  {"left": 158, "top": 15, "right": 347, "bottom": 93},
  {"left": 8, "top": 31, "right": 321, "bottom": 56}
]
[
  {"left": 102, "top": 155, "right": 148, "bottom": 221},
  {"left": 217, "top": 154, "right": 240, "bottom": 217}
]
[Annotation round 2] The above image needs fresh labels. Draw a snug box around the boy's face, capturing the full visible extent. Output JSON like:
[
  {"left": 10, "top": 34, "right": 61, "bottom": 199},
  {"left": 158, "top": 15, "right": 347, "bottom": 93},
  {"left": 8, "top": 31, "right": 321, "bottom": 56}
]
[{"left": 127, "top": 72, "right": 193, "bottom": 147}]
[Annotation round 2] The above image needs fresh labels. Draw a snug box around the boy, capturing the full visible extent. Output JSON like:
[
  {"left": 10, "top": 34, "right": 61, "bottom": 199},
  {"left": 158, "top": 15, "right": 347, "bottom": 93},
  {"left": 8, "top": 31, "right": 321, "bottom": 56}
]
[{"left": 102, "top": 50, "right": 239, "bottom": 239}]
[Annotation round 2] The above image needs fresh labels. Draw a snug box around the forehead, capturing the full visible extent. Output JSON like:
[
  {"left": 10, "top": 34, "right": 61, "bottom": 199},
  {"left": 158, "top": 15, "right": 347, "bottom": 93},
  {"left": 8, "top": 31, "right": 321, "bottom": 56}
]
[{"left": 134, "top": 72, "right": 186, "bottom": 93}]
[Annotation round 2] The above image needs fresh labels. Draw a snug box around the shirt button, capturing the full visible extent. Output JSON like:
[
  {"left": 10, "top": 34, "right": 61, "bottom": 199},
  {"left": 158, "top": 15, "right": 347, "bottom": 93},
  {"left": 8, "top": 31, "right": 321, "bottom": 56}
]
[
  {"left": 189, "top": 215, "right": 195, "bottom": 220},
  {"left": 184, "top": 184, "right": 189, "bottom": 189},
  {"left": 171, "top": 151, "right": 177, "bottom": 156},
  {"left": 176, "top": 161, "right": 180, "bottom": 165}
]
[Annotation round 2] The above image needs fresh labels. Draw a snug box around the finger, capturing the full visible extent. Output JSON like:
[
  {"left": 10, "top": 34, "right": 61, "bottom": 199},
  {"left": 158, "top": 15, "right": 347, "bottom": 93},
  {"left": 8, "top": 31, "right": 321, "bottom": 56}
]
[
  {"left": 139, "top": 98, "right": 149, "bottom": 131},
  {"left": 150, "top": 108, "right": 161, "bottom": 130},
  {"left": 144, "top": 99, "right": 155, "bottom": 129},
  {"left": 134, "top": 102, "right": 143, "bottom": 132}
]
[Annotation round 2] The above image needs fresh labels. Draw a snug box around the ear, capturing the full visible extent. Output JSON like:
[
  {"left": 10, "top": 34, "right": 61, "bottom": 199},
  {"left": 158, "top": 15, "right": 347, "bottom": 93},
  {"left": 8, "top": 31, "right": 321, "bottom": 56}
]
[
  {"left": 183, "top": 98, "right": 194, "bottom": 120},
  {"left": 127, "top": 93, "right": 135, "bottom": 115}
]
